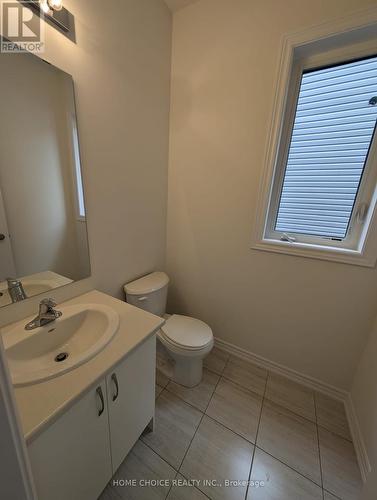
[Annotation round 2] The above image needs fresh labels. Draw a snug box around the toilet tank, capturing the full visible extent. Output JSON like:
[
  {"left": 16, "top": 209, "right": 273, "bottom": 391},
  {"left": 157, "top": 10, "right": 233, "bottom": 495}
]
[{"left": 124, "top": 272, "right": 169, "bottom": 317}]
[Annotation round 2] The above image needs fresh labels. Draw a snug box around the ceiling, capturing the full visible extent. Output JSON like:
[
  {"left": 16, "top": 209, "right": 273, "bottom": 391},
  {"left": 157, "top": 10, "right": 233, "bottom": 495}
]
[{"left": 164, "top": 0, "right": 200, "bottom": 13}]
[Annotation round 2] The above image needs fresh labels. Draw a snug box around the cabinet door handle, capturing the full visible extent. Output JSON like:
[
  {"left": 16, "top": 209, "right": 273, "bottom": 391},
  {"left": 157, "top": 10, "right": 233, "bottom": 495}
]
[
  {"left": 111, "top": 373, "right": 119, "bottom": 402},
  {"left": 96, "top": 386, "right": 105, "bottom": 416}
]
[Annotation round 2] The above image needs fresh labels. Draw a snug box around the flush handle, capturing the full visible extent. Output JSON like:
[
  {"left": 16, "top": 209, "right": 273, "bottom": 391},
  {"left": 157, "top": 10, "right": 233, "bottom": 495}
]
[
  {"left": 111, "top": 373, "right": 119, "bottom": 402},
  {"left": 137, "top": 296, "right": 148, "bottom": 302},
  {"left": 96, "top": 386, "right": 105, "bottom": 416}
]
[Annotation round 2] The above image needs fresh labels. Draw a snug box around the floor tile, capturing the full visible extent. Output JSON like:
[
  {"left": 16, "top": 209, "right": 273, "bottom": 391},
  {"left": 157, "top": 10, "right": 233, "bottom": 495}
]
[
  {"left": 319, "top": 427, "right": 362, "bottom": 500},
  {"left": 204, "top": 347, "right": 230, "bottom": 375},
  {"left": 142, "top": 390, "right": 202, "bottom": 469},
  {"left": 167, "top": 368, "right": 220, "bottom": 411},
  {"left": 257, "top": 400, "right": 321, "bottom": 486},
  {"left": 180, "top": 415, "right": 254, "bottom": 500},
  {"left": 206, "top": 378, "right": 262, "bottom": 442},
  {"left": 315, "top": 393, "right": 352, "bottom": 441},
  {"left": 167, "top": 474, "right": 209, "bottom": 500},
  {"left": 98, "top": 484, "right": 121, "bottom": 500},
  {"left": 149, "top": 353, "right": 359, "bottom": 500},
  {"left": 156, "top": 384, "right": 164, "bottom": 399},
  {"left": 265, "top": 374, "right": 315, "bottom": 422},
  {"left": 222, "top": 356, "right": 268, "bottom": 395},
  {"left": 156, "top": 369, "right": 170, "bottom": 388},
  {"left": 323, "top": 491, "right": 340, "bottom": 500},
  {"left": 247, "top": 448, "right": 323, "bottom": 500},
  {"left": 110, "top": 440, "right": 176, "bottom": 500}
]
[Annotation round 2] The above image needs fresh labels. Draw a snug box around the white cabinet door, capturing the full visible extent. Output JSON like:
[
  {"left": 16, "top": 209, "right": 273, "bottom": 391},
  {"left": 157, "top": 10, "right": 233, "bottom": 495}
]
[
  {"left": 28, "top": 380, "right": 112, "bottom": 500},
  {"left": 107, "top": 335, "right": 156, "bottom": 472}
]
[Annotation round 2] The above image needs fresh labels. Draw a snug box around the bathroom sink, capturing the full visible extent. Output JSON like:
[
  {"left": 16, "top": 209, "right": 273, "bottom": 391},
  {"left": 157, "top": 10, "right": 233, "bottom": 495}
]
[{"left": 5, "top": 304, "right": 120, "bottom": 386}]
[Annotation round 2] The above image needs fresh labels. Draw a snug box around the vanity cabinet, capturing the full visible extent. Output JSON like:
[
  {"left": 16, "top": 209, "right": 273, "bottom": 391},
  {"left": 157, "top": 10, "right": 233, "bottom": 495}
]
[
  {"left": 28, "top": 380, "right": 112, "bottom": 500},
  {"left": 28, "top": 336, "right": 156, "bottom": 500},
  {"left": 106, "top": 334, "right": 155, "bottom": 472}
]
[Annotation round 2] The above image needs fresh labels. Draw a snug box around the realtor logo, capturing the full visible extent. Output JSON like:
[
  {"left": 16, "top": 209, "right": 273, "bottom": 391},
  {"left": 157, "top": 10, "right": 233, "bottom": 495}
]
[{"left": 1, "top": 1, "right": 45, "bottom": 53}]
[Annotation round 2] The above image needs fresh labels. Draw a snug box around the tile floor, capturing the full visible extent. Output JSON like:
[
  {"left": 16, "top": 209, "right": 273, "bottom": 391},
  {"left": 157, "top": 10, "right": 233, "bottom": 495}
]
[{"left": 100, "top": 347, "right": 362, "bottom": 500}]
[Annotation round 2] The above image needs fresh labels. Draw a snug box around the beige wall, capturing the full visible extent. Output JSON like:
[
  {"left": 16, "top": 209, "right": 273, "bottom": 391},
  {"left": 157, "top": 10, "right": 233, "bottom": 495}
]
[
  {"left": 0, "top": 0, "right": 172, "bottom": 327},
  {"left": 45, "top": 0, "right": 172, "bottom": 298},
  {"left": 167, "top": 0, "right": 377, "bottom": 389},
  {"left": 351, "top": 318, "right": 377, "bottom": 499},
  {"left": 164, "top": 0, "right": 200, "bottom": 12}
]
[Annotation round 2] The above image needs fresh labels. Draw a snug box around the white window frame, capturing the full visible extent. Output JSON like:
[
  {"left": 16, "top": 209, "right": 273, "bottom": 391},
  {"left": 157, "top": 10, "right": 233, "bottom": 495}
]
[
  {"left": 267, "top": 52, "right": 377, "bottom": 249},
  {"left": 252, "top": 13, "right": 377, "bottom": 268},
  {"left": 70, "top": 111, "right": 86, "bottom": 222}
]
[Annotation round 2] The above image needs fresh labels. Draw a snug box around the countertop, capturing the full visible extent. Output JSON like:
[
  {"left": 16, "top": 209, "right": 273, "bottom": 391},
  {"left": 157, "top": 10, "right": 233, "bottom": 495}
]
[{"left": 1, "top": 290, "right": 164, "bottom": 444}]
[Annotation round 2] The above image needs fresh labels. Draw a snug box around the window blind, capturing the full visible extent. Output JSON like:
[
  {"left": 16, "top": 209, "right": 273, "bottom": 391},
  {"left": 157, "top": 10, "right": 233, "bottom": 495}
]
[{"left": 275, "top": 56, "right": 377, "bottom": 239}]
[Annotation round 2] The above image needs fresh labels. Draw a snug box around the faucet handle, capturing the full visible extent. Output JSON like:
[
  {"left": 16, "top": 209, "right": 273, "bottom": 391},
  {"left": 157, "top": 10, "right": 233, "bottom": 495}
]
[
  {"left": 39, "top": 298, "right": 57, "bottom": 312},
  {"left": 7, "top": 277, "right": 20, "bottom": 287}
]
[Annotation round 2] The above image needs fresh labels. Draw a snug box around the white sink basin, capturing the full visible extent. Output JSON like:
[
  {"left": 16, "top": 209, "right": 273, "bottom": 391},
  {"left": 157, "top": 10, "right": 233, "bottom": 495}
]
[{"left": 5, "top": 304, "right": 120, "bottom": 386}]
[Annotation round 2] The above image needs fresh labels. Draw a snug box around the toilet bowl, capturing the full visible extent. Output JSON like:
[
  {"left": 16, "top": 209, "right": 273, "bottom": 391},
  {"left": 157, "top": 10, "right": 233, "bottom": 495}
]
[
  {"left": 124, "top": 272, "right": 214, "bottom": 387},
  {"left": 158, "top": 314, "right": 213, "bottom": 387}
]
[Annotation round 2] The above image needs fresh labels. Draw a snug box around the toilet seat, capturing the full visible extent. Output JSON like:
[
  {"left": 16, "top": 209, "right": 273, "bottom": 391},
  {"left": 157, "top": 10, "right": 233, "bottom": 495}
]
[{"left": 160, "top": 315, "right": 213, "bottom": 351}]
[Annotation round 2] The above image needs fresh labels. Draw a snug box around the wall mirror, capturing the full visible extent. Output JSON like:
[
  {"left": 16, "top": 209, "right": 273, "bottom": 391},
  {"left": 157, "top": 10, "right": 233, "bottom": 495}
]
[{"left": 0, "top": 51, "right": 90, "bottom": 307}]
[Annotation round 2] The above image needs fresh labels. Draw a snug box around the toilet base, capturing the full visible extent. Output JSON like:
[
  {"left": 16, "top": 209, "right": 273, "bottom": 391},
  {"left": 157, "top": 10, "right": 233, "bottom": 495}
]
[
  {"left": 156, "top": 336, "right": 213, "bottom": 388},
  {"left": 156, "top": 342, "right": 174, "bottom": 378},
  {"left": 172, "top": 356, "right": 203, "bottom": 388}
]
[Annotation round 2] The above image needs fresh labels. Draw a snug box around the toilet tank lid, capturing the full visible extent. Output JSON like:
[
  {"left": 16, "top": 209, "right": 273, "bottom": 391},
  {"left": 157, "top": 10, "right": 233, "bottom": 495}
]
[{"left": 124, "top": 272, "right": 169, "bottom": 295}]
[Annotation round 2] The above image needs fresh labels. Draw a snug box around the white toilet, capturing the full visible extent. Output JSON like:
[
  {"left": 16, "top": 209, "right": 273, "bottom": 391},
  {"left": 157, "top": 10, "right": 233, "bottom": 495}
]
[{"left": 124, "top": 272, "right": 214, "bottom": 387}]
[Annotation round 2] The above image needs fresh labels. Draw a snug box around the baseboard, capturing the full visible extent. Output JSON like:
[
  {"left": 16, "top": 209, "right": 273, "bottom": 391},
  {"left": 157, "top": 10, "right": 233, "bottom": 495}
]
[
  {"left": 344, "top": 394, "right": 371, "bottom": 483},
  {"left": 215, "top": 337, "right": 347, "bottom": 400},
  {"left": 215, "top": 336, "right": 371, "bottom": 482}
]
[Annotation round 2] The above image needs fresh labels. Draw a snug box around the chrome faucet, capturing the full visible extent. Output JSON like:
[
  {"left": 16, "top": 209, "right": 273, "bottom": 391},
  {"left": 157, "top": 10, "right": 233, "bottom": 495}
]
[
  {"left": 7, "top": 278, "right": 27, "bottom": 303},
  {"left": 25, "top": 298, "right": 62, "bottom": 331}
]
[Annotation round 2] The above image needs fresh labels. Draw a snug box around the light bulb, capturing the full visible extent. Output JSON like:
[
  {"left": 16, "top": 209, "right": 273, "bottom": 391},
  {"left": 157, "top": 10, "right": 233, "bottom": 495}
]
[
  {"left": 39, "top": 0, "right": 50, "bottom": 13},
  {"left": 47, "top": 0, "right": 63, "bottom": 11}
]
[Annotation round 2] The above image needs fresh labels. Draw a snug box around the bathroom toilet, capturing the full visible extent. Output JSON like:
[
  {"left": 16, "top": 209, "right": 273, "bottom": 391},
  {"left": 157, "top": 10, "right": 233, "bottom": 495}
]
[{"left": 124, "top": 272, "right": 213, "bottom": 387}]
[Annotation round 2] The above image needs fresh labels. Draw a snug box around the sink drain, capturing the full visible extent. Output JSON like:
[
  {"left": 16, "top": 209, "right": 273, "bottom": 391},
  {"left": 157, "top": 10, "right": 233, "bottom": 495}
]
[{"left": 55, "top": 352, "right": 69, "bottom": 362}]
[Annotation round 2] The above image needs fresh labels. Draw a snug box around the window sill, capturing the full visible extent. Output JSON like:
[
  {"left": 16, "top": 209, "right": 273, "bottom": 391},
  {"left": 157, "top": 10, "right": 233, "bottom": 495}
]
[{"left": 252, "top": 238, "right": 376, "bottom": 267}]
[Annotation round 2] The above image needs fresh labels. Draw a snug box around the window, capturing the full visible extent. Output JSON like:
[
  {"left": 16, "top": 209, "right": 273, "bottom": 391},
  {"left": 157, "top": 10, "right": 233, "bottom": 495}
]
[
  {"left": 255, "top": 46, "right": 377, "bottom": 266},
  {"left": 71, "top": 114, "right": 86, "bottom": 220}
]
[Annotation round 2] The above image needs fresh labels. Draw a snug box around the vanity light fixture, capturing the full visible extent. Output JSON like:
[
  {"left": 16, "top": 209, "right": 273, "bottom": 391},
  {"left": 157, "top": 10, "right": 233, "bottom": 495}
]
[
  {"left": 47, "top": 0, "right": 63, "bottom": 11},
  {"left": 39, "top": 0, "right": 63, "bottom": 13},
  {"left": 25, "top": 0, "right": 76, "bottom": 42},
  {"left": 39, "top": 0, "right": 49, "bottom": 13}
]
